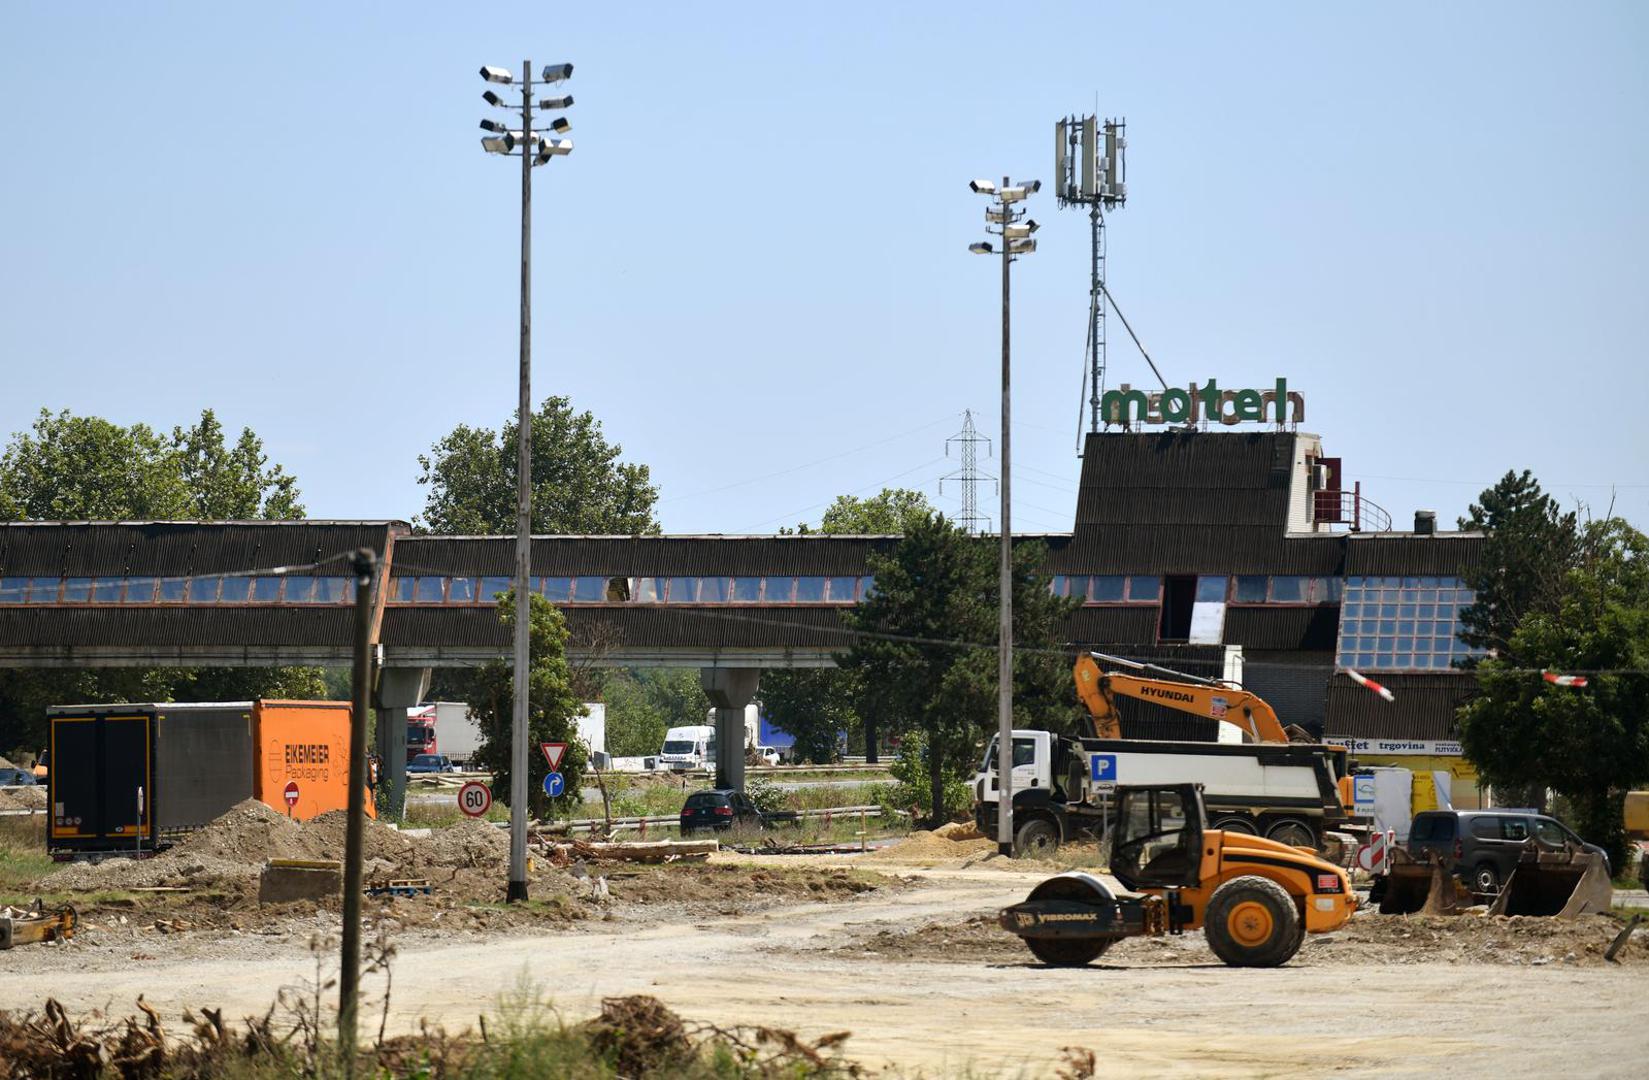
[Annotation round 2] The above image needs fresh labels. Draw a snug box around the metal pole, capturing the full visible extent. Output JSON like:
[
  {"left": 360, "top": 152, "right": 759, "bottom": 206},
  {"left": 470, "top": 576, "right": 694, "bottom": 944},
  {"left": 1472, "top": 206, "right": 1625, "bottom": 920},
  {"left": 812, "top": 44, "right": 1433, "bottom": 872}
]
[
  {"left": 338, "top": 547, "right": 377, "bottom": 1073},
  {"left": 1089, "top": 202, "right": 1101, "bottom": 432},
  {"left": 996, "top": 177, "right": 1015, "bottom": 859},
  {"left": 508, "top": 59, "right": 534, "bottom": 904}
]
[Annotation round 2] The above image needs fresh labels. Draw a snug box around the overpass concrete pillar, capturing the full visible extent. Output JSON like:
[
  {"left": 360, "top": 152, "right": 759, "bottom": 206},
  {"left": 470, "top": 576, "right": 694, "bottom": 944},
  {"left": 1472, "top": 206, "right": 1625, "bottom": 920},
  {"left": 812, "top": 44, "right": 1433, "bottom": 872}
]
[
  {"left": 374, "top": 667, "right": 431, "bottom": 820},
  {"left": 700, "top": 667, "right": 760, "bottom": 791}
]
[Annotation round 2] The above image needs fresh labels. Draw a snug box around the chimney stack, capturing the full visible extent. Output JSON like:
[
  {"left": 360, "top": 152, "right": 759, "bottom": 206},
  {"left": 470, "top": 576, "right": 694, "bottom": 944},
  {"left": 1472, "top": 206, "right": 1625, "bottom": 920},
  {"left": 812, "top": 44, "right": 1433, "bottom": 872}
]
[{"left": 1414, "top": 510, "right": 1436, "bottom": 535}]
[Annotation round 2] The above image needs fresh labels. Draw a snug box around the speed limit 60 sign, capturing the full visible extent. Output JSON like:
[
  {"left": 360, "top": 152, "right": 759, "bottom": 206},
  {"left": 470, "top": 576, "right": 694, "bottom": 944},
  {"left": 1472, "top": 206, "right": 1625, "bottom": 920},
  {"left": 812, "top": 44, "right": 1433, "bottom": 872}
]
[{"left": 457, "top": 780, "right": 493, "bottom": 818}]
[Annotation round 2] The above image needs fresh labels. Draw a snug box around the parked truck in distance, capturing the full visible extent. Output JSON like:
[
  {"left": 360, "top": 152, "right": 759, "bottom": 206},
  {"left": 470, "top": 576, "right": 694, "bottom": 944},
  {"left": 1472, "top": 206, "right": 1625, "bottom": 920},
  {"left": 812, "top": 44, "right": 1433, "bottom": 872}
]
[
  {"left": 975, "top": 730, "right": 1358, "bottom": 856},
  {"left": 659, "top": 725, "right": 716, "bottom": 771},
  {"left": 47, "top": 699, "right": 371, "bottom": 858},
  {"left": 406, "top": 702, "right": 480, "bottom": 767}
]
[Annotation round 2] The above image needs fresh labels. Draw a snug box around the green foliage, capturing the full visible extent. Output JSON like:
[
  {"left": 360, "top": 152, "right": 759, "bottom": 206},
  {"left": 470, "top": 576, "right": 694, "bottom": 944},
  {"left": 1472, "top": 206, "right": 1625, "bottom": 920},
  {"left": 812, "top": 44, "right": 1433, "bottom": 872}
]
[
  {"left": 816, "top": 488, "right": 935, "bottom": 535},
  {"left": 416, "top": 395, "right": 658, "bottom": 536},
  {"left": 0, "top": 407, "right": 303, "bottom": 521},
  {"left": 758, "top": 669, "right": 853, "bottom": 763},
  {"left": 469, "top": 590, "right": 587, "bottom": 819},
  {"left": 1458, "top": 517, "right": 1649, "bottom": 870},
  {"left": 744, "top": 775, "right": 786, "bottom": 815},
  {"left": 0, "top": 408, "right": 315, "bottom": 756},
  {"left": 882, "top": 730, "right": 973, "bottom": 819},
  {"left": 1458, "top": 470, "right": 1580, "bottom": 657},
  {"left": 841, "top": 512, "right": 1076, "bottom": 822},
  {"left": 601, "top": 668, "right": 710, "bottom": 757}
]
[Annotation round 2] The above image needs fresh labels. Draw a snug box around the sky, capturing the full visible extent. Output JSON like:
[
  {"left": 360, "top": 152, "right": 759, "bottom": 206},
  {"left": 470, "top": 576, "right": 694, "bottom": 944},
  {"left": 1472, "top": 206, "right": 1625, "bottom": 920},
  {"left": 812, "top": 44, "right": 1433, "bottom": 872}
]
[{"left": 2, "top": 2, "right": 1646, "bottom": 535}]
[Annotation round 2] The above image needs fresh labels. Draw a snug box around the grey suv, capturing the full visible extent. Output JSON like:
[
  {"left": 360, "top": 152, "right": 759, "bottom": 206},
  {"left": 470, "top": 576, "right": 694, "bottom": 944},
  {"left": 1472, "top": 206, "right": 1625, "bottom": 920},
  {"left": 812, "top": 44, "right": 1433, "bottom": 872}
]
[{"left": 1406, "top": 810, "right": 1609, "bottom": 895}]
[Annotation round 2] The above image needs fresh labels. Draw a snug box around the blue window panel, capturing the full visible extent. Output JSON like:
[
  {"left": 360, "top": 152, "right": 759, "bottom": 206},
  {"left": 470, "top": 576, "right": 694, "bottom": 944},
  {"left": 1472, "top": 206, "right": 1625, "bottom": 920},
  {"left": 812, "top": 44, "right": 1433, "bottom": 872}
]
[
  {"left": 390, "top": 578, "right": 414, "bottom": 603},
  {"left": 1269, "top": 576, "right": 1306, "bottom": 603},
  {"left": 220, "top": 577, "right": 252, "bottom": 603},
  {"left": 447, "top": 577, "right": 477, "bottom": 603},
  {"left": 731, "top": 577, "right": 761, "bottom": 602},
  {"left": 666, "top": 577, "right": 697, "bottom": 603},
  {"left": 1357, "top": 653, "right": 1375, "bottom": 668},
  {"left": 1050, "top": 575, "right": 1067, "bottom": 597},
  {"left": 1342, "top": 602, "right": 1360, "bottom": 619},
  {"left": 315, "top": 577, "right": 350, "bottom": 603},
  {"left": 91, "top": 577, "right": 123, "bottom": 603},
  {"left": 412, "top": 577, "right": 444, "bottom": 603},
  {"left": 1091, "top": 576, "right": 1127, "bottom": 603},
  {"left": 859, "top": 575, "right": 877, "bottom": 598},
  {"left": 124, "top": 577, "right": 156, "bottom": 603},
  {"left": 1064, "top": 576, "right": 1091, "bottom": 601},
  {"left": 0, "top": 577, "right": 26, "bottom": 602},
  {"left": 189, "top": 577, "right": 221, "bottom": 603},
  {"left": 572, "top": 577, "right": 608, "bottom": 602},
  {"left": 284, "top": 577, "right": 315, "bottom": 603},
  {"left": 789, "top": 577, "right": 823, "bottom": 603},
  {"left": 632, "top": 577, "right": 664, "bottom": 603},
  {"left": 539, "top": 577, "right": 572, "bottom": 602},
  {"left": 480, "top": 576, "right": 511, "bottom": 602},
  {"left": 249, "top": 577, "right": 282, "bottom": 602},
  {"left": 1126, "top": 576, "right": 1160, "bottom": 602},
  {"left": 157, "top": 577, "right": 187, "bottom": 603},
  {"left": 826, "top": 576, "right": 858, "bottom": 603},
  {"left": 62, "top": 577, "right": 92, "bottom": 603},
  {"left": 1233, "top": 576, "right": 1268, "bottom": 603},
  {"left": 699, "top": 577, "right": 728, "bottom": 603},
  {"left": 1196, "top": 575, "right": 1228, "bottom": 603}
]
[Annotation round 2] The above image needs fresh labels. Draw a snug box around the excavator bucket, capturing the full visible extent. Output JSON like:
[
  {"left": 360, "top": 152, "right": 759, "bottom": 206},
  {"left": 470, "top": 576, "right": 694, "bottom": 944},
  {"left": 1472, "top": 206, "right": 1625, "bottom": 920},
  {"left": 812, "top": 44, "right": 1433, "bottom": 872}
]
[
  {"left": 1377, "top": 848, "right": 1462, "bottom": 916},
  {"left": 1487, "top": 846, "right": 1613, "bottom": 918}
]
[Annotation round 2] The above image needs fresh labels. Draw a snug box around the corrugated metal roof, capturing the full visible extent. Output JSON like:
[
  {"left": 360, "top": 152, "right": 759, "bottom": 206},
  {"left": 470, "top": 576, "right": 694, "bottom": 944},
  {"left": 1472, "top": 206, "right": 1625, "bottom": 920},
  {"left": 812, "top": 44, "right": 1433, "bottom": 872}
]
[
  {"left": 1051, "top": 528, "right": 1345, "bottom": 575},
  {"left": 389, "top": 536, "right": 897, "bottom": 577},
  {"left": 1345, "top": 533, "right": 1484, "bottom": 576},
  {"left": 1223, "top": 607, "right": 1341, "bottom": 650},
  {"left": 1323, "top": 672, "right": 1475, "bottom": 740},
  {"left": 0, "top": 522, "right": 401, "bottom": 576}
]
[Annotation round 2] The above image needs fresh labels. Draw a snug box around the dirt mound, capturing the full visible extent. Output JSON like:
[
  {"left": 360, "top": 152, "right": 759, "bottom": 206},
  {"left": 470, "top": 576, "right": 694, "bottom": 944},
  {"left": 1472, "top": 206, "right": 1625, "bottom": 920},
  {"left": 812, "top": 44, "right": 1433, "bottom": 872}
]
[
  {"left": 0, "top": 786, "right": 47, "bottom": 811},
  {"left": 416, "top": 818, "right": 509, "bottom": 870},
  {"left": 863, "top": 830, "right": 997, "bottom": 865},
  {"left": 166, "top": 800, "right": 311, "bottom": 863},
  {"left": 933, "top": 821, "right": 984, "bottom": 841},
  {"left": 302, "top": 810, "right": 416, "bottom": 865}
]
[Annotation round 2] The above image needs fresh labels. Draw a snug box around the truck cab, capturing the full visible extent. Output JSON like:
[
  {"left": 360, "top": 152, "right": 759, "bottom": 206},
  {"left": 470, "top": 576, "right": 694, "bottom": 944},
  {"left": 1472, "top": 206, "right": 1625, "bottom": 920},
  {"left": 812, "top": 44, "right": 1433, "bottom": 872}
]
[{"left": 659, "top": 725, "right": 715, "bottom": 771}]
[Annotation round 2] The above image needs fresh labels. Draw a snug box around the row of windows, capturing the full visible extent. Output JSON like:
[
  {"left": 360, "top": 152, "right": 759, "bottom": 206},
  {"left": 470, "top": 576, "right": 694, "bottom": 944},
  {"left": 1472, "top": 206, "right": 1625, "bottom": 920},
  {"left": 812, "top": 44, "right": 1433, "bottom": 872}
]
[
  {"left": 386, "top": 574, "right": 872, "bottom": 606},
  {"left": 0, "top": 575, "right": 355, "bottom": 605},
  {"left": 1335, "top": 576, "right": 1486, "bottom": 672},
  {"left": 1047, "top": 574, "right": 1344, "bottom": 606}
]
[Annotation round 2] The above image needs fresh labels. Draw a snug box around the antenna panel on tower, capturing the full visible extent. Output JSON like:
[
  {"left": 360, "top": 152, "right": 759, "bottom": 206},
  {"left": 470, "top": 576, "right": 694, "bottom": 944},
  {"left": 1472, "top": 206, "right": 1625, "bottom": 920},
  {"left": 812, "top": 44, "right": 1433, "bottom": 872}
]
[{"left": 1080, "top": 116, "right": 1097, "bottom": 198}]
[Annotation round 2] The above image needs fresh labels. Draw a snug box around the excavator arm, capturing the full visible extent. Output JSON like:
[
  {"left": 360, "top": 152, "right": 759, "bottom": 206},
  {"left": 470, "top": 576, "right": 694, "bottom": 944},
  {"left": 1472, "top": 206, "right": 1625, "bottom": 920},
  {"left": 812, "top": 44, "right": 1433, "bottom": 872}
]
[{"left": 1073, "top": 652, "right": 1291, "bottom": 744}]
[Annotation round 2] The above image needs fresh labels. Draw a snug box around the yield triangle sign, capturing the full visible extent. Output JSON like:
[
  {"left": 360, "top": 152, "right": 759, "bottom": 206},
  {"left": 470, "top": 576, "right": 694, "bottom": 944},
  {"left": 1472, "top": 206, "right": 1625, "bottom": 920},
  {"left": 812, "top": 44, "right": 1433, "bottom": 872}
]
[{"left": 540, "top": 742, "right": 568, "bottom": 771}]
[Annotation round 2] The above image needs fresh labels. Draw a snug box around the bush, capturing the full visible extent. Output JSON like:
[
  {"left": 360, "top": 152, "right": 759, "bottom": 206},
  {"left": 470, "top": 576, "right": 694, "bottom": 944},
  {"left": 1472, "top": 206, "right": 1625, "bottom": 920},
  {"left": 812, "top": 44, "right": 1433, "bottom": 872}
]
[{"left": 884, "top": 732, "right": 973, "bottom": 821}]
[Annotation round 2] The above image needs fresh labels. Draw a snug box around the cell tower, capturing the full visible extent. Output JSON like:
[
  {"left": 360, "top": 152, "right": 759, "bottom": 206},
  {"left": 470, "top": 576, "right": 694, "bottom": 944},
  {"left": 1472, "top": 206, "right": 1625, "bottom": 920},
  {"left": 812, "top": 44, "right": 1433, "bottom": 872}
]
[
  {"left": 940, "top": 410, "right": 995, "bottom": 534},
  {"left": 1055, "top": 114, "right": 1127, "bottom": 439}
]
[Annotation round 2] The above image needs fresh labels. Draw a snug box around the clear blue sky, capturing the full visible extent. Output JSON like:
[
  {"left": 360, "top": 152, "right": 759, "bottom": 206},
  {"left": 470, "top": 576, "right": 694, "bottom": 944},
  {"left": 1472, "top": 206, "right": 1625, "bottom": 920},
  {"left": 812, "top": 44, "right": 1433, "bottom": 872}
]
[{"left": 3, "top": 3, "right": 1645, "bottom": 533}]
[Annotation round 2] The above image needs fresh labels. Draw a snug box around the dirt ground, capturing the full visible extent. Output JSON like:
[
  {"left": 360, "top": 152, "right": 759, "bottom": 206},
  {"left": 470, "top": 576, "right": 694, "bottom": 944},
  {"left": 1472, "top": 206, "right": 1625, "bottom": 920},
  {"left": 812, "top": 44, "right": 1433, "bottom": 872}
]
[{"left": 8, "top": 820, "right": 1647, "bottom": 1077}]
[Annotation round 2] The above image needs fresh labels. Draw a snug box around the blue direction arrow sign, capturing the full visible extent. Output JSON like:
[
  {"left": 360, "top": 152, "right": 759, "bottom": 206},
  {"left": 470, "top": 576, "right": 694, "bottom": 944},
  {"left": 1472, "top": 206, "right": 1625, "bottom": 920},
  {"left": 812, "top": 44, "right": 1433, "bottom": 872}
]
[{"left": 542, "top": 771, "right": 566, "bottom": 798}]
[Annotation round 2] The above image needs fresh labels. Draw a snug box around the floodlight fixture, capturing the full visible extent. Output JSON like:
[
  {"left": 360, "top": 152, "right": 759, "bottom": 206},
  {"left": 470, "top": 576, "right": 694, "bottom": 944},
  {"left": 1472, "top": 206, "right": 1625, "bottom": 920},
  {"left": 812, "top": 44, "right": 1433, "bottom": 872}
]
[
  {"left": 480, "top": 65, "right": 514, "bottom": 84},
  {"left": 969, "top": 241, "right": 994, "bottom": 255},
  {"left": 1009, "top": 238, "right": 1037, "bottom": 254},
  {"left": 969, "top": 179, "right": 997, "bottom": 194},
  {"left": 541, "top": 62, "right": 573, "bottom": 83},
  {"left": 541, "top": 137, "right": 573, "bottom": 156},
  {"left": 480, "top": 119, "right": 509, "bottom": 133},
  {"left": 544, "top": 116, "right": 570, "bottom": 134},
  {"left": 1003, "top": 219, "right": 1040, "bottom": 239},
  {"left": 539, "top": 94, "right": 573, "bottom": 110},
  {"left": 483, "top": 90, "right": 511, "bottom": 108},
  {"left": 481, "top": 136, "right": 510, "bottom": 154}
]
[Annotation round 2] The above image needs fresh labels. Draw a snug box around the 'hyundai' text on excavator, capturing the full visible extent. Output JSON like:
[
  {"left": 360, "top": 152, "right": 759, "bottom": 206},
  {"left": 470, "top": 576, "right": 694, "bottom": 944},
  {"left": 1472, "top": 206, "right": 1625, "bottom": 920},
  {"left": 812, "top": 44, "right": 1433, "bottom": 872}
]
[{"left": 973, "top": 653, "right": 1360, "bottom": 855}]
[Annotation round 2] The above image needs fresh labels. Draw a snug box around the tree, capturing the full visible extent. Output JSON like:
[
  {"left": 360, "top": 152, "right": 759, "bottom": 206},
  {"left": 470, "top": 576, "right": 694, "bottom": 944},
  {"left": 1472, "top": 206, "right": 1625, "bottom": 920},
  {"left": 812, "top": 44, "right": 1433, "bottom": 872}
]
[
  {"left": 417, "top": 396, "right": 658, "bottom": 535},
  {"left": 0, "top": 408, "right": 304, "bottom": 521},
  {"left": 602, "top": 668, "right": 710, "bottom": 757},
  {"left": 469, "top": 590, "right": 587, "bottom": 819},
  {"left": 840, "top": 512, "right": 1077, "bottom": 823},
  {"left": 0, "top": 408, "right": 315, "bottom": 756},
  {"left": 1458, "top": 519, "right": 1649, "bottom": 869},
  {"left": 765, "top": 488, "right": 936, "bottom": 762},
  {"left": 1458, "top": 470, "right": 1579, "bottom": 657}
]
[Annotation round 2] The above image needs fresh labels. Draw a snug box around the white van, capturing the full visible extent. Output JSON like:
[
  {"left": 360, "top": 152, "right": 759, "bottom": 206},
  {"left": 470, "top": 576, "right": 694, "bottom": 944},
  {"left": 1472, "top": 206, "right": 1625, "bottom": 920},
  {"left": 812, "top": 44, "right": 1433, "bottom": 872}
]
[{"left": 659, "top": 725, "right": 715, "bottom": 771}]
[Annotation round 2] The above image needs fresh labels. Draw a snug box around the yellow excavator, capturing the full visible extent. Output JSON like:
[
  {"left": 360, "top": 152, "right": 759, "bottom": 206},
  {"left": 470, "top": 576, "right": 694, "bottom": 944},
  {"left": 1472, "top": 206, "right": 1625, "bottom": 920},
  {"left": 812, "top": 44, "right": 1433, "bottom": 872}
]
[{"left": 1073, "top": 651, "right": 1310, "bottom": 744}]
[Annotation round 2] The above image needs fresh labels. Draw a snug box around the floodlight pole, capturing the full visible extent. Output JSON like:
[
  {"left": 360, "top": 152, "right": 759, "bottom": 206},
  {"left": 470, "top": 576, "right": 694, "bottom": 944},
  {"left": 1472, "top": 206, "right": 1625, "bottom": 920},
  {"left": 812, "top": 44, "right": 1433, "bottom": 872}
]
[
  {"left": 996, "top": 175, "right": 1015, "bottom": 859},
  {"left": 508, "top": 59, "right": 534, "bottom": 904}
]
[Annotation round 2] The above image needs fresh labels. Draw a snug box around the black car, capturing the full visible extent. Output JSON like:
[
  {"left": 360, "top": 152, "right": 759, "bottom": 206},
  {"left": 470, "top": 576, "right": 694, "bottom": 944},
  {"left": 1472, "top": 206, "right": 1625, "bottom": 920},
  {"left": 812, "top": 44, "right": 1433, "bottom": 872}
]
[
  {"left": 679, "top": 789, "right": 798, "bottom": 835},
  {"left": 1406, "top": 809, "right": 1609, "bottom": 894}
]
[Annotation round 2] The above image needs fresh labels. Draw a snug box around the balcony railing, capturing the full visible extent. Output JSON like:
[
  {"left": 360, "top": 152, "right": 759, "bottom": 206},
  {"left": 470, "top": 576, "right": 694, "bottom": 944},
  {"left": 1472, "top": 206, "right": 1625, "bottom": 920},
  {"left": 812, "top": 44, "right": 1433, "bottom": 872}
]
[{"left": 1312, "top": 483, "right": 1392, "bottom": 533}]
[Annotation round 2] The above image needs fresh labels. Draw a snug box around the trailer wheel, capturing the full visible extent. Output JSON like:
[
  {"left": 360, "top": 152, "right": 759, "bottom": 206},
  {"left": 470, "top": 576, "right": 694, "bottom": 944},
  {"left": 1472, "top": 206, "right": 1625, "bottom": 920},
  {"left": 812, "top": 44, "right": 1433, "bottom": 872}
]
[
  {"left": 1211, "top": 815, "right": 1257, "bottom": 835},
  {"left": 1204, "top": 875, "right": 1302, "bottom": 968},
  {"left": 1013, "top": 816, "right": 1061, "bottom": 858},
  {"left": 1264, "top": 818, "right": 1318, "bottom": 850}
]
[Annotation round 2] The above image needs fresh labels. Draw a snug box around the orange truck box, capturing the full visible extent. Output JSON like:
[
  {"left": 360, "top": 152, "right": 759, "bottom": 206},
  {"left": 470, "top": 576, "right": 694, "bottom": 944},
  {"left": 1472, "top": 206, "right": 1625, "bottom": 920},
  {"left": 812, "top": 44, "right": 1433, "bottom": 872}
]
[{"left": 252, "top": 700, "right": 375, "bottom": 821}]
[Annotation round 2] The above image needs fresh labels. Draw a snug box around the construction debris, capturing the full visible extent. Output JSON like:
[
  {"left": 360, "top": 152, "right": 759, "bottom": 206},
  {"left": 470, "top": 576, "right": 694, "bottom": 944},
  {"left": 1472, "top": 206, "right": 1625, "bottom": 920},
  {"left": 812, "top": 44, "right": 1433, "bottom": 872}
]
[
  {"left": 0, "top": 901, "right": 76, "bottom": 949},
  {"left": 547, "top": 839, "right": 718, "bottom": 864}
]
